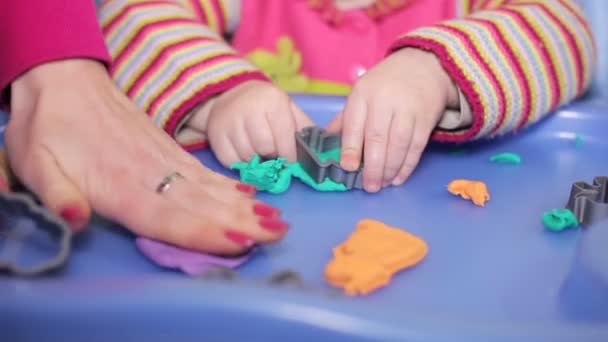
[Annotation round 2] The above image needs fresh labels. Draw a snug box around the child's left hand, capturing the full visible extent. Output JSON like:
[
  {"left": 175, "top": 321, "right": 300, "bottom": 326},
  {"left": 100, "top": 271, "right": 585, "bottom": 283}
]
[{"left": 326, "top": 48, "right": 458, "bottom": 192}]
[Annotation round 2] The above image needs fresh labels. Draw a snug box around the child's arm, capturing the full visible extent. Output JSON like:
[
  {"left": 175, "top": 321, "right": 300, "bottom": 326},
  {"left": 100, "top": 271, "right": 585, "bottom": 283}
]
[
  {"left": 98, "top": 0, "right": 268, "bottom": 150},
  {"left": 389, "top": 0, "right": 595, "bottom": 142},
  {"left": 331, "top": 0, "right": 595, "bottom": 192}
]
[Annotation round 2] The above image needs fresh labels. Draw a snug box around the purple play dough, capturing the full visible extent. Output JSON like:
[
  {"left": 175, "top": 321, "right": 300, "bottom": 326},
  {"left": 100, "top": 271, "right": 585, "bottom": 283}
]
[{"left": 135, "top": 237, "right": 254, "bottom": 276}]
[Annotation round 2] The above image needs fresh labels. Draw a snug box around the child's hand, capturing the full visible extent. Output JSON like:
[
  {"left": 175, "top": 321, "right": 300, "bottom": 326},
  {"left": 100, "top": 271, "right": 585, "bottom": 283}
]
[
  {"left": 188, "top": 80, "right": 313, "bottom": 167},
  {"left": 326, "top": 48, "right": 458, "bottom": 192}
]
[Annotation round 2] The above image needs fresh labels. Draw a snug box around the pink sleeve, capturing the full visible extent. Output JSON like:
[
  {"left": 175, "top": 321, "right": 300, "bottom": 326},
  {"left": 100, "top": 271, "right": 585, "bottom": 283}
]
[{"left": 0, "top": 0, "right": 111, "bottom": 94}]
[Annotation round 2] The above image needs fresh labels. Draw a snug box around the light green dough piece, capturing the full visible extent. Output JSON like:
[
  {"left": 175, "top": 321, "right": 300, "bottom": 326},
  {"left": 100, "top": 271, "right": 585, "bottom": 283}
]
[
  {"left": 287, "top": 163, "right": 347, "bottom": 192},
  {"left": 316, "top": 148, "right": 341, "bottom": 163},
  {"left": 489, "top": 152, "right": 522, "bottom": 164},
  {"left": 575, "top": 134, "right": 583, "bottom": 148}
]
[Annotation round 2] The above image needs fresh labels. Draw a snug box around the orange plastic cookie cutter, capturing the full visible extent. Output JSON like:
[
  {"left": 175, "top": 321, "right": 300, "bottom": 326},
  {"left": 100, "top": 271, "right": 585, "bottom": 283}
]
[
  {"left": 447, "top": 179, "right": 490, "bottom": 207},
  {"left": 324, "top": 219, "right": 428, "bottom": 296}
]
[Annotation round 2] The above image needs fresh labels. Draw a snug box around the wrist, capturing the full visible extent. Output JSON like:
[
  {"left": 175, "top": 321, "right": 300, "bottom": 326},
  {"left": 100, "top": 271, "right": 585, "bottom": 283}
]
[
  {"left": 392, "top": 48, "right": 459, "bottom": 109},
  {"left": 11, "top": 59, "right": 110, "bottom": 115},
  {"left": 186, "top": 96, "right": 217, "bottom": 133},
  {"left": 12, "top": 59, "right": 108, "bottom": 100}
]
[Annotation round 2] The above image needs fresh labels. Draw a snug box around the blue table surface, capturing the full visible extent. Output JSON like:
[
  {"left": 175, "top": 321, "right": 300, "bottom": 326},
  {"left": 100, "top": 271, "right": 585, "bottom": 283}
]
[{"left": 1, "top": 94, "right": 608, "bottom": 341}]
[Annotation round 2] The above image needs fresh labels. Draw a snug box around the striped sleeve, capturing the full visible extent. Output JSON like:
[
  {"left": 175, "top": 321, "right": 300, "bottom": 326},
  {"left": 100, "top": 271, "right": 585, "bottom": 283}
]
[
  {"left": 98, "top": 0, "right": 266, "bottom": 150},
  {"left": 389, "top": 0, "right": 596, "bottom": 142}
]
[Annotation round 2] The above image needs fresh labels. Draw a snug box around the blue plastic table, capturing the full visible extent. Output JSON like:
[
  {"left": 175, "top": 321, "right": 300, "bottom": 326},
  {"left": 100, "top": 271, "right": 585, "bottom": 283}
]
[{"left": 1, "top": 95, "right": 607, "bottom": 341}]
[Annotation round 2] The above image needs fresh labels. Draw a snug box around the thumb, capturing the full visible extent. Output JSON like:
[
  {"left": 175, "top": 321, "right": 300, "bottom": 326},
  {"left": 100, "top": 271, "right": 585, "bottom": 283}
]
[
  {"left": 15, "top": 150, "right": 92, "bottom": 232},
  {"left": 325, "top": 111, "right": 343, "bottom": 133}
]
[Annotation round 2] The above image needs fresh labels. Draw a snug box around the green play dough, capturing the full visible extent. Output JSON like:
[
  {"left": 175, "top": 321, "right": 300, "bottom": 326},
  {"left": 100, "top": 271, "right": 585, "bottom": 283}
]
[
  {"left": 316, "top": 148, "right": 341, "bottom": 163},
  {"left": 575, "top": 134, "right": 583, "bottom": 148},
  {"left": 489, "top": 152, "right": 521, "bottom": 164},
  {"left": 230, "top": 155, "right": 292, "bottom": 194},
  {"left": 542, "top": 208, "right": 579, "bottom": 232},
  {"left": 287, "top": 163, "right": 347, "bottom": 191},
  {"left": 231, "top": 153, "right": 347, "bottom": 193}
]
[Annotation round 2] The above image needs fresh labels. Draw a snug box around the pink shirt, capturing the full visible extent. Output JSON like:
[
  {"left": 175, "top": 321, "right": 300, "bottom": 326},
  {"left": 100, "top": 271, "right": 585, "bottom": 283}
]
[
  {"left": 0, "top": 0, "right": 110, "bottom": 93},
  {"left": 232, "top": 0, "right": 455, "bottom": 85}
]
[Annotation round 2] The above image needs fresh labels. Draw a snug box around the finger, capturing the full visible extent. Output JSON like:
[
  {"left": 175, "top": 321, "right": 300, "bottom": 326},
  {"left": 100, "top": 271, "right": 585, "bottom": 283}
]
[
  {"left": 383, "top": 112, "right": 414, "bottom": 186},
  {"left": 211, "top": 134, "right": 241, "bottom": 168},
  {"left": 20, "top": 150, "right": 91, "bottom": 232},
  {"left": 267, "top": 102, "right": 298, "bottom": 162},
  {"left": 325, "top": 111, "right": 343, "bottom": 133},
  {"left": 164, "top": 174, "right": 283, "bottom": 227},
  {"left": 291, "top": 101, "right": 314, "bottom": 131},
  {"left": 230, "top": 122, "right": 256, "bottom": 162},
  {"left": 124, "top": 179, "right": 287, "bottom": 255},
  {"left": 362, "top": 106, "right": 393, "bottom": 192},
  {"left": 184, "top": 161, "right": 259, "bottom": 200},
  {"left": 393, "top": 118, "right": 433, "bottom": 186},
  {"left": 120, "top": 184, "right": 248, "bottom": 255},
  {"left": 340, "top": 95, "right": 367, "bottom": 171},
  {"left": 246, "top": 113, "right": 277, "bottom": 159}
]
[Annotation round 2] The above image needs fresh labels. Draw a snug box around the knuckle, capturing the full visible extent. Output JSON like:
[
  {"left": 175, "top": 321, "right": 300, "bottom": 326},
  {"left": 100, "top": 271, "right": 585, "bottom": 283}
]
[
  {"left": 383, "top": 162, "right": 401, "bottom": 178},
  {"left": 259, "top": 84, "right": 285, "bottom": 102},
  {"left": 389, "top": 135, "right": 411, "bottom": 150},
  {"left": 409, "top": 138, "right": 427, "bottom": 155},
  {"left": 351, "top": 82, "right": 369, "bottom": 96},
  {"left": 365, "top": 165, "right": 383, "bottom": 181},
  {"left": 345, "top": 126, "right": 365, "bottom": 141},
  {"left": 366, "top": 129, "right": 387, "bottom": 145},
  {"left": 253, "top": 140, "right": 276, "bottom": 157}
]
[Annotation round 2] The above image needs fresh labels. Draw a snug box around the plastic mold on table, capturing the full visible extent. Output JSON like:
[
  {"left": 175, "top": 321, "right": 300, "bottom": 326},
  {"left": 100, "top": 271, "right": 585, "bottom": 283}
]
[
  {"left": 296, "top": 126, "right": 363, "bottom": 190},
  {"left": 565, "top": 176, "right": 608, "bottom": 226},
  {"left": 201, "top": 267, "right": 312, "bottom": 290},
  {"left": 0, "top": 191, "right": 72, "bottom": 276}
]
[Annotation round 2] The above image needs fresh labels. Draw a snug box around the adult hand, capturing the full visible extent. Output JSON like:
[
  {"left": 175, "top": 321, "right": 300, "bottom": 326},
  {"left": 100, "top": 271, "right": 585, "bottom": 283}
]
[{"left": 5, "top": 59, "right": 288, "bottom": 255}]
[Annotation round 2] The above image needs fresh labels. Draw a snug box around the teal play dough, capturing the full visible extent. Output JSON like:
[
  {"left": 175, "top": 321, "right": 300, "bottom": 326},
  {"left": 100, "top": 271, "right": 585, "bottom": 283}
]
[
  {"left": 230, "top": 155, "right": 292, "bottom": 194},
  {"left": 541, "top": 208, "right": 579, "bottom": 232},
  {"left": 489, "top": 152, "right": 522, "bottom": 164},
  {"left": 231, "top": 152, "right": 347, "bottom": 193},
  {"left": 287, "top": 163, "right": 347, "bottom": 192},
  {"left": 575, "top": 134, "right": 583, "bottom": 147},
  {"left": 316, "top": 148, "right": 341, "bottom": 163}
]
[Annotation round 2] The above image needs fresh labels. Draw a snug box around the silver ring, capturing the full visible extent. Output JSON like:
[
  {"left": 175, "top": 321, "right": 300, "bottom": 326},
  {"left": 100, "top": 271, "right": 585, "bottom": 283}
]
[{"left": 156, "top": 172, "right": 185, "bottom": 194}]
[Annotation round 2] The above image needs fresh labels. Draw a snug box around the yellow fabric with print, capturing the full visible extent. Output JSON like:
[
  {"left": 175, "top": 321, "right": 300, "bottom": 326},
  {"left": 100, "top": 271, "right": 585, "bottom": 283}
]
[{"left": 246, "top": 36, "right": 352, "bottom": 95}]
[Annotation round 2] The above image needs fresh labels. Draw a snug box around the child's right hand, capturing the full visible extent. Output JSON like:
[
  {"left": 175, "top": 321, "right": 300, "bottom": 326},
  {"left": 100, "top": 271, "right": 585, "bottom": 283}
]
[{"left": 188, "top": 80, "right": 314, "bottom": 167}]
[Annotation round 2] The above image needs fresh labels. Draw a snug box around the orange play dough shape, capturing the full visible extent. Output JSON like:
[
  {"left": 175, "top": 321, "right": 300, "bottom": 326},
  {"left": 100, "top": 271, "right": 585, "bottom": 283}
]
[
  {"left": 447, "top": 179, "right": 490, "bottom": 206},
  {"left": 324, "top": 219, "right": 428, "bottom": 296}
]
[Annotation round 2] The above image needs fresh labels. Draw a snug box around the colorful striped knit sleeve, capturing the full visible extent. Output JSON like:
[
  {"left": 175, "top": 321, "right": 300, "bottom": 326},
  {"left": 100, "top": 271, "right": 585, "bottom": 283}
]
[
  {"left": 389, "top": 0, "right": 596, "bottom": 142},
  {"left": 98, "top": 0, "right": 266, "bottom": 150}
]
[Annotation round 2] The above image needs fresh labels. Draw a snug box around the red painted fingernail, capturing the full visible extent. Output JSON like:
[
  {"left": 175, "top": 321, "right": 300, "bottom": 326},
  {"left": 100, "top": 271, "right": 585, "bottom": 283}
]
[
  {"left": 236, "top": 183, "right": 256, "bottom": 195},
  {"left": 224, "top": 230, "right": 254, "bottom": 247},
  {"left": 0, "top": 177, "right": 8, "bottom": 192},
  {"left": 259, "top": 217, "right": 289, "bottom": 232},
  {"left": 253, "top": 203, "right": 280, "bottom": 218},
  {"left": 60, "top": 205, "right": 83, "bottom": 224}
]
